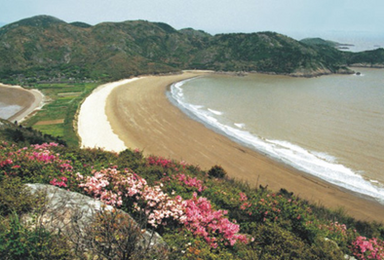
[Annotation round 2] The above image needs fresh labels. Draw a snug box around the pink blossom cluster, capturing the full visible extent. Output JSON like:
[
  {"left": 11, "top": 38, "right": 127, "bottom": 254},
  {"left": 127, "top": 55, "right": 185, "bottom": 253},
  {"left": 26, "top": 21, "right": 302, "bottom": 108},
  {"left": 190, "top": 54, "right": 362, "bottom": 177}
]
[
  {"left": 31, "top": 143, "right": 59, "bottom": 149},
  {"left": 76, "top": 168, "right": 248, "bottom": 247},
  {"left": 0, "top": 158, "right": 13, "bottom": 167},
  {"left": 238, "top": 192, "right": 253, "bottom": 215},
  {"left": 351, "top": 236, "right": 384, "bottom": 260},
  {"left": 76, "top": 168, "right": 144, "bottom": 207},
  {"left": 147, "top": 155, "right": 174, "bottom": 168},
  {"left": 239, "top": 192, "right": 248, "bottom": 201},
  {"left": 77, "top": 168, "right": 185, "bottom": 227},
  {"left": 1, "top": 142, "right": 63, "bottom": 165},
  {"left": 174, "top": 173, "right": 206, "bottom": 192},
  {"left": 183, "top": 192, "right": 248, "bottom": 248},
  {"left": 135, "top": 185, "right": 186, "bottom": 227},
  {"left": 1, "top": 142, "right": 73, "bottom": 178},
  {"left": 50, "top": 176, "right": 68, "bottom": 187}
]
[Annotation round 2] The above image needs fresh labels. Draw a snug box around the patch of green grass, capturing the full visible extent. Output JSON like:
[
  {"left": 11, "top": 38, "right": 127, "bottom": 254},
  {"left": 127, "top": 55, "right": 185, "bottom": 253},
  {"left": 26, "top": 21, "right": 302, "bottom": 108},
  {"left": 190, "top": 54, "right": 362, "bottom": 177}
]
[
  {"left": 23, "top": 82, "right": 99, "bottom": 146},
  {"left": 32, "top": 124, "right": 65, "bottom": 137}
]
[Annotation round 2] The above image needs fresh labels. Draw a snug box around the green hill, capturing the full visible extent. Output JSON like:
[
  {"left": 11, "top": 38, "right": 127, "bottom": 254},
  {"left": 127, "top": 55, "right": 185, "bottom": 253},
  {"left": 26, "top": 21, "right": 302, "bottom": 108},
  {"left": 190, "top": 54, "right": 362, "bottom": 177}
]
[
  {"left": 300, "top": 37, "right": 340, "bottom": 47},
  {"left": 3, "top": 15, "right": 383, "bottom": 84}
]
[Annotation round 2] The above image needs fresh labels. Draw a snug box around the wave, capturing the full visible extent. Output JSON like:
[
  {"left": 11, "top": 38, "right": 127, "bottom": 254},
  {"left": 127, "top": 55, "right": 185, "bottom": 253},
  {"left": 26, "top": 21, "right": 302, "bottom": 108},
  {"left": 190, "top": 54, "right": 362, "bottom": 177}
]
[
  {"left": 208, "top": 108, "right": 223, "bottom": 115},
  {"left": 169, "top": 79, "right": 384, "bottom": 204},
  {"left": 234, "top": 123, "right": 245, "bottom": 129}
]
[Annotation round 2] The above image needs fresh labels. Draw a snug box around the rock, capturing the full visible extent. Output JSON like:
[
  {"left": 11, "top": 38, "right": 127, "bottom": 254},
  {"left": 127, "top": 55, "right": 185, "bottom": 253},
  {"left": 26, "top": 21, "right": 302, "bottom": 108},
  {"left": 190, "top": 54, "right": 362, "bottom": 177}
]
[{"left": 25, "top": 183, "right": 166, "bottom": 250}]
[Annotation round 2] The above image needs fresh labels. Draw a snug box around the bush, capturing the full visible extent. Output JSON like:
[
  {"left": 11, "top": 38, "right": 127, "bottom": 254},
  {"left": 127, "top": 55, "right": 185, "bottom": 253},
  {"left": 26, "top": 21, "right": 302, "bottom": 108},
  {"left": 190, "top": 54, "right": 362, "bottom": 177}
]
[
  {"left": 0, "top": 177, "right": 39, "bottom": 216},
  {"left": 70, "top": 207, "right": 167, "bottom": 260},
  {"left": 207, "top": 165, "right": 227, "bottom": 179},
  {"left": 251, "top": 223, "right": 344, "bottom": 260},
  {"left": 0, "top": 198, "right": 74, "bottom": 259}
]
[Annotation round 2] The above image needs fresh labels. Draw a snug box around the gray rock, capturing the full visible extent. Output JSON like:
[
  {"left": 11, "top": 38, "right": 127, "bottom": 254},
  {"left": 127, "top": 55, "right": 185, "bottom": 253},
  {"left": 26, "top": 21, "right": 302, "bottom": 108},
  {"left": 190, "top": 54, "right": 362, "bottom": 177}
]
[{"left": 25, "top": 183, "right": 166, "bottom": 250}]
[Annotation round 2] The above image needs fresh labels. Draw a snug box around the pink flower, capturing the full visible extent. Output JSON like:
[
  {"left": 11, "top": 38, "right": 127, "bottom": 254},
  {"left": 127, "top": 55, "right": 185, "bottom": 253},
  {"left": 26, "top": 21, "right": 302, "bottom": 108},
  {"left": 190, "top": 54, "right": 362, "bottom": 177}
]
[{"left": 76, "top": 167, "right": 248, "bottom": 248}]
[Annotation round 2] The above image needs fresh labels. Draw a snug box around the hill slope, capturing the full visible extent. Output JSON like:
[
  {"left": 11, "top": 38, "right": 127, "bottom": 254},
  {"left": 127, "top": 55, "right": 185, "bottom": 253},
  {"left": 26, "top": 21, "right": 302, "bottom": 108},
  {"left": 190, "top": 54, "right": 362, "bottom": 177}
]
[
  {"left": 3, "top": 15, "right": 383, "bottom": 84},
  {"left": 1, "top": 121, "right": 384, "bottom": 259}
]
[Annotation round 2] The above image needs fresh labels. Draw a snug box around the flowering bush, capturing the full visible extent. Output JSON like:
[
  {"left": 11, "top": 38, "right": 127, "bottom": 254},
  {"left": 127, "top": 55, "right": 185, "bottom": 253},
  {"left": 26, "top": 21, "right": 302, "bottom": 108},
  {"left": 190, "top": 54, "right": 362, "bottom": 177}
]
[
  {"left": 76, "top": 168, "right": 144, "bottom": 207},
  {"left": 175, "top": 173, "right": 206, "bottom": 192},
  {"left": 0, "top": 142, "right": 73, "bottom": 183},
  {"left": 351, "top": 236, "right": 384, "bottom": 260},
  {"left": 147, "top": 156, "right": 174, "bottom": 169},
  {"left": 76, "top": 167, "right": 248, "bottom": 247},
  {"left": 50, "top": 176, "right": 68, "bottom": 187},
  {"left": 183, "top": 192, "right": 248, "bottom": 248}
]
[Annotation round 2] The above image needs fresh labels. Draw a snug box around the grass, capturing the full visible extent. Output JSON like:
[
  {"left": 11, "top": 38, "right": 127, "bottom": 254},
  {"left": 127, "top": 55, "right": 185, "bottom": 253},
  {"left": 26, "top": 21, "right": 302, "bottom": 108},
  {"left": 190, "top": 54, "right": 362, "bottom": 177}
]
[
  {"left": 32, "top": 124, "right": 65, "bottom": 137},
  {"left": 23, "top": 82, "right": 99, "bottom": 147}
]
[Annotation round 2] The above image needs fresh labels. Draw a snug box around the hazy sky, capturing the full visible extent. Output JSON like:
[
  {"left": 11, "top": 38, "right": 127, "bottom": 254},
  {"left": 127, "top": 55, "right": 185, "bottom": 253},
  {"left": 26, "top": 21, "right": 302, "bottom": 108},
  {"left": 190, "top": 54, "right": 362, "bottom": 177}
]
[{"left": 1, "top": 0, "right": 383, "bottom": 39}]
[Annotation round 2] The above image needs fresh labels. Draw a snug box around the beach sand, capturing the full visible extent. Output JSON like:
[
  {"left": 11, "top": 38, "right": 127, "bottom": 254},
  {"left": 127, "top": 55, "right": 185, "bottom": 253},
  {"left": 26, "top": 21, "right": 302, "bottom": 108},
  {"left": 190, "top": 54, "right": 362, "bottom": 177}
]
[
  {"left": 0, "top": 83, "right": 44, "bottom": 122},
  {"left": 77, "top": 78, "right": 140, "bottom": 152}
]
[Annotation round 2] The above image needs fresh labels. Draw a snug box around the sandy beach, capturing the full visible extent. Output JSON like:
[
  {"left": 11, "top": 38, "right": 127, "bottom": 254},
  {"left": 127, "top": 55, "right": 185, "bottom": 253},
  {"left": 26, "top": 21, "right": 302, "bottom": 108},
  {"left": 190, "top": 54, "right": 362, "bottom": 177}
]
[
  {"left": 77, "top": 78, "right": 140, "bottom": 152},
  {"left": 79, "top": 72, "right": 384, "bottom": 222},
  {"left": 0, "top": 83, "right": 44, "bottom": 122}
]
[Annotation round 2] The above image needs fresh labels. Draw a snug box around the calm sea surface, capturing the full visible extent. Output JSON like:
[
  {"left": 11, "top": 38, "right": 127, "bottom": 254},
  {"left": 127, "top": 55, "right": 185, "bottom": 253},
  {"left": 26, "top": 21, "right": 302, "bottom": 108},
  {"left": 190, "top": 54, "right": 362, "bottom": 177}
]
[
  {"left": 0, "top": 101, "right": 22, "bottom": 120},
  {"left": 170, "top": 68, "right": 384, "bottom": 202}
]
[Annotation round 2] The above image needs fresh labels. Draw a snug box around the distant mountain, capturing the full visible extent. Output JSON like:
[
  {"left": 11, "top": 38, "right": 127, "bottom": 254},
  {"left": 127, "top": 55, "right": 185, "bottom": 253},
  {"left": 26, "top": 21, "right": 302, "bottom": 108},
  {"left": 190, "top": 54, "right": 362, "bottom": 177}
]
[
  {"left": 0, "top": 15, "right": 382, "bottom": 84},
  {"left": 300, "top": 38, "right": 340, "bottom": 48},
  {"left": 300, "top": 37, "right": 355, "bottom": 51}
]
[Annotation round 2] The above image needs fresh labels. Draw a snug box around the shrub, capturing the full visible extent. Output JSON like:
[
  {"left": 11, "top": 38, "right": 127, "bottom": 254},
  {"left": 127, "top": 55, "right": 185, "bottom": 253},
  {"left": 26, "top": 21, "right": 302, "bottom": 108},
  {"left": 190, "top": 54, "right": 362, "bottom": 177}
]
[
  {"left": 0, "top": 208, "right": 74, "bottom": 259},
  {"left": 251, "top": 223, "right": 344, "bottom": 260},
  {"left": 0, "top": 177, "right": 39, "bottom": 216},
  {"left": 351, "top": 236, "right": 384, "bottom": 260},
  {"left": 207, "top": 165, "right": 227, "bottom": 179},
  {"left": 71, "top": 207, "right": 167, "bottom": 260}
]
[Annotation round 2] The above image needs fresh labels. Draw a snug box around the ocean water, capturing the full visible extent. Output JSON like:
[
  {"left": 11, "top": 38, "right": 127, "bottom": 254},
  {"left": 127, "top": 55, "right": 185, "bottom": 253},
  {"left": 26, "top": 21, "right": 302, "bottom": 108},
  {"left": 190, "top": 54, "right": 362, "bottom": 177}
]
[
  {"left": 169, "top": 68, "right": 384, "bottom": 203},
  {"left": 0, "top": 101, "right": 22, "bottom": 120},
  {"left": 288, "top": 31, "right": 384, "bottom": 52}
]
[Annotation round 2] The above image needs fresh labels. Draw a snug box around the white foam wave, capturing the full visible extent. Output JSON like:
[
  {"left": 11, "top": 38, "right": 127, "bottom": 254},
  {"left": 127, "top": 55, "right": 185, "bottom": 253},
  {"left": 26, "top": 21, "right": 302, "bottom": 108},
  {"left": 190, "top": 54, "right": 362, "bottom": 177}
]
[
  {"left": 208, "top": 108, "right": 223, "bottom": 115},
  {"left": 169, "top": 80, "right": 384, "bottom": 203},
  {"left": 234, "top": 123, "right": 245, "bottom": 129}
]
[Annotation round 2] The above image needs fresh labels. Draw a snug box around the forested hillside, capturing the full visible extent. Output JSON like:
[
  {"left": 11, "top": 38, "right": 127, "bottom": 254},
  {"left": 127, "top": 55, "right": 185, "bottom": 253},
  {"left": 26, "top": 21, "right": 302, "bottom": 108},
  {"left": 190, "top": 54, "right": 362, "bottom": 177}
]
[{"left": 1, "top": 15, "right": 382, "bottom": 84}]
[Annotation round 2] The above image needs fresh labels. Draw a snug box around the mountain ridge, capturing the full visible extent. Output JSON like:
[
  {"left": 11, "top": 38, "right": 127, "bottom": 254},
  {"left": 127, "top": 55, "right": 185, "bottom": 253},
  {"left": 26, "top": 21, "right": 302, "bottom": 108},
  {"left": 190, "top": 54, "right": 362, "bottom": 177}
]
[{"left": 0, "top": 15, "right": 383, "bottom": 84}]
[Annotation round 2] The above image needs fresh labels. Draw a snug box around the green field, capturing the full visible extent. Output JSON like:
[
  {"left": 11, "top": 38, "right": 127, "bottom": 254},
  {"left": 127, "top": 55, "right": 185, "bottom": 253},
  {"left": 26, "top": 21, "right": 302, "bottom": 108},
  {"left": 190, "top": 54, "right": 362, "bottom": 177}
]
[{"left": 23, "top": 82, "right": 99, "bottom": 146}]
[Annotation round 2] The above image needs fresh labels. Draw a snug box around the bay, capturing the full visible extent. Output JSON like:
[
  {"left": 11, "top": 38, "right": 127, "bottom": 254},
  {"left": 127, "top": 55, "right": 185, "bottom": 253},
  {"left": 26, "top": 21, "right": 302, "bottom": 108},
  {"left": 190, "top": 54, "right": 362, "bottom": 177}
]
[{"left": 170, "top": 68, "right": 384, "bottom": 202}]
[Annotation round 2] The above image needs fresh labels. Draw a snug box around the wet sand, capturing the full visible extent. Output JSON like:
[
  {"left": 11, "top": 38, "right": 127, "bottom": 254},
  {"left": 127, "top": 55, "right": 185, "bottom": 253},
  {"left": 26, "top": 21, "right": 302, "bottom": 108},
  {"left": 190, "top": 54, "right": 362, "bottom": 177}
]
[
  {"left": 0, "top": 83, "right": 44, "bottom": 122},
  {"left": 99, "top": 72, "right": 384, "bottom": 222}
]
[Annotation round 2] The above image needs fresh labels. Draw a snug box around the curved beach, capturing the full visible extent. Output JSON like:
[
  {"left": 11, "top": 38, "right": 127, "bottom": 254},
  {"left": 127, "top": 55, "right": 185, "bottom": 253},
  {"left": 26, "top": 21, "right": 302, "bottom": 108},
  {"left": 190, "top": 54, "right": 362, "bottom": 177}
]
[
  {"left": 81, "top": 72, "right": 384, "bottom": 222},
  {"left": 77, "top": 78, "right": 140, "bottom": 152},
  {"left": 0, "top": 83, "right": 44, "bottom": 122}
]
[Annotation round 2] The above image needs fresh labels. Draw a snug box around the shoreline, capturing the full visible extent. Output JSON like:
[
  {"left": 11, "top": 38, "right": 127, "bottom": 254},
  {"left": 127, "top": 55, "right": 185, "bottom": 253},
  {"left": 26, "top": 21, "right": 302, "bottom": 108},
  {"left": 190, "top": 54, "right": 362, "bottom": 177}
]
[
  {"left": 0, "top": 83, "right": 44, "bottom": 122},
  {"left": 101, "top": 72, "right": 384, "bottom": 222}
]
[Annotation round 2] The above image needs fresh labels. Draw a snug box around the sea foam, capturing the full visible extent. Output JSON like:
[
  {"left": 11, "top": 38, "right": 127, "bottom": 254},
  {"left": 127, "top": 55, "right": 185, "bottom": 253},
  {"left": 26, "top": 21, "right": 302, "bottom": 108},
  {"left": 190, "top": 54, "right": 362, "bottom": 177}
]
[{"left": 169, "top": 79, "right": 384, "bottom": 204}]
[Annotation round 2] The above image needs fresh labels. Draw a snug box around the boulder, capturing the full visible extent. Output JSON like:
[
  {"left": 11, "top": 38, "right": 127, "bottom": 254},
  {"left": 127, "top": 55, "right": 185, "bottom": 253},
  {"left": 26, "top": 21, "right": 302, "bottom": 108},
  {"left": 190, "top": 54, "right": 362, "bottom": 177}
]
[{"left": 25, "top": 183, "right": 166, "bottom": 250}]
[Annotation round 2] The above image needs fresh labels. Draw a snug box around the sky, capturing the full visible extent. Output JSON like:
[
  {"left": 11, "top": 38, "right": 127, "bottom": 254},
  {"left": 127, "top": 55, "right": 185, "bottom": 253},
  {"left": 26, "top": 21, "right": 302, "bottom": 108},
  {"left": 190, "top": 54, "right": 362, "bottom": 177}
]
[{"left": 1, "top": 0, "right": 383, "bottom": 41}]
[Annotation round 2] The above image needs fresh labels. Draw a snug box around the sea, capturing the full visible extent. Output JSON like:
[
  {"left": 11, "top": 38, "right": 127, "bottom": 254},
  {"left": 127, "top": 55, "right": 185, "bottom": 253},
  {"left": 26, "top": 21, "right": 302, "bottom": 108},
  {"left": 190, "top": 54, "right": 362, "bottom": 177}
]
[
  {"left": 0, "top": 101, "right": 22, "bottom": 120},
  {"left": 169, "top": 67, "right": 384, "bottom": 204}
]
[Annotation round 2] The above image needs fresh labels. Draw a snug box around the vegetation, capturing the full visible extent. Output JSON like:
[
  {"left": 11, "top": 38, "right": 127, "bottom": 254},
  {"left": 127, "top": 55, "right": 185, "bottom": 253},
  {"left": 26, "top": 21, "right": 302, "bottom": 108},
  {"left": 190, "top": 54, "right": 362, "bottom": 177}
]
[
  {"left": 1, "top": 124, "right": 384, "bottom": 259},
  {"left": 21, "top": 82, "right": 99, "bottom": 146},
  {"left": 1, "top": 15, "right": 384, "bottom": 85}
]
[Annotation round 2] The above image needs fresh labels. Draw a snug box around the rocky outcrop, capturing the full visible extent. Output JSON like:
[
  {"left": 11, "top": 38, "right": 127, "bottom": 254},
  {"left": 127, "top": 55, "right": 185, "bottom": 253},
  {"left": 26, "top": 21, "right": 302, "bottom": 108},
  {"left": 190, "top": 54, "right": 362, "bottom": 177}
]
[{"left": 25, "top": 183, "right": 165, "bottom": 250}]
